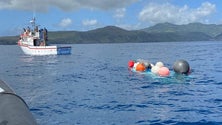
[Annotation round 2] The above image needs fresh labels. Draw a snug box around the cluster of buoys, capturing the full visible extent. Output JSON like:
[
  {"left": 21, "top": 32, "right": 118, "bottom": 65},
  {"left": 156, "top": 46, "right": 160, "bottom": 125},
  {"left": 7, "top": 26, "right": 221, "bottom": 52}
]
[{"left": 128, "top": 59, "right": 190, "bottom": 77}]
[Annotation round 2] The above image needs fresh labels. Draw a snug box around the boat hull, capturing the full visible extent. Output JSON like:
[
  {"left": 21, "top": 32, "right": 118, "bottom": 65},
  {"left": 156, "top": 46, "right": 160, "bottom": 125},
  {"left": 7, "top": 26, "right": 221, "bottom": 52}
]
[{"left": 18, "top": 44, "right": 71, "bottom": 55}]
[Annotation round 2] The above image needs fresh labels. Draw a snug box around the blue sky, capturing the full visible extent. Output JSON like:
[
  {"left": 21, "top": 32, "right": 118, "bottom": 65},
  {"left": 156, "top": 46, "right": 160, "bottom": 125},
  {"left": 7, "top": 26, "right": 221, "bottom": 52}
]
[{"left": 0, "top": 0, "right": 222, "bottom": 36}]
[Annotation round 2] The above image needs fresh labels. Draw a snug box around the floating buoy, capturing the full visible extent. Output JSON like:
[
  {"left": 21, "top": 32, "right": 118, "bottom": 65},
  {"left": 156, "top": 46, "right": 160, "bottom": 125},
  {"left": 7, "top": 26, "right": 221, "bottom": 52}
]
[
  {"left": 158, "top": 67, "right": 170, "bottom": 77},
  {"left": 151, "top": 65, "right": 160, "bottom": 74},
  {"left": 143, "top": 61, "right": 152, "bottom": 69},
  {"left": 173, "top": 59, "right": 190, "bottom": 74},
  {"left": 133, "top": 62, "right": 139, "bottom": 69},
  {"left": 136, "top": 63, "right": 146, "bottom": 72},
  {"left": 128, "top": 60, "right": 134, "bottom": 68},
  {"left": 155, "top": 61, "right": 164, "bottom": 68}
]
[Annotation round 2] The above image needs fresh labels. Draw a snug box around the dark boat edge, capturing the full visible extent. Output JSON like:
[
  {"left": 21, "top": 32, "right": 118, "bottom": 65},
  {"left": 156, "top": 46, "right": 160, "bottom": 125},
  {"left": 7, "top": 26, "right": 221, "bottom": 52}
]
[{"left": 0, "top": 80, "right": 37, "bottom": 125}]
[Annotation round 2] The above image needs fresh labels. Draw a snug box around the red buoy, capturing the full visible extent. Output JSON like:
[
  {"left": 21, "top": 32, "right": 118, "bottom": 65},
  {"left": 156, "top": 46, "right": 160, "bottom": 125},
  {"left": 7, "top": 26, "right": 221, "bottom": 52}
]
[{"left": 128, "top": 60, "right": 134, "bottom": 68}]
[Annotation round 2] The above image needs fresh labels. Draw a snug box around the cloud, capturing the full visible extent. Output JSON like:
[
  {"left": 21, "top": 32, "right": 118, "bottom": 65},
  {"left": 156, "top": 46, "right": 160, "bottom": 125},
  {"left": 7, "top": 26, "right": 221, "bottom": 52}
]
[
  {"left": 0, "top": 0, "right": 138, "bottom": 12},
  {"left": 0, "top": 0, "right": 48, "bottom": 12},
  {"left": 113, "top": 8, "right": 126, "bottom": 18},
  {"left": 58, "top": 18, "right": 73, "bottom": 28},
  {"left": 139, "top": 2, "right": 216, "bottom": 24},
  {"left": 82, "top": 19, "right": 98, "bottom": 26}
]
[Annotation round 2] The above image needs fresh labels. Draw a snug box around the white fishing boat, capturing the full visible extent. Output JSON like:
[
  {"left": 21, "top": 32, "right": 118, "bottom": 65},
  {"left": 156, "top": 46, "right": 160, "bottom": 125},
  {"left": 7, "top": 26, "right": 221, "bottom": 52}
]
[{"left": 18, "top": 18, "right": 71, "bottom": 55}]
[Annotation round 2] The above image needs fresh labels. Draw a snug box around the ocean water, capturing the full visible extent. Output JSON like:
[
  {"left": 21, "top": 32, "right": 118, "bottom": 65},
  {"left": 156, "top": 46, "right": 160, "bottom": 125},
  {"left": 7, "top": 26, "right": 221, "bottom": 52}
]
[{"left": 0, "top": 41, "right": 222, "bottom": 125}]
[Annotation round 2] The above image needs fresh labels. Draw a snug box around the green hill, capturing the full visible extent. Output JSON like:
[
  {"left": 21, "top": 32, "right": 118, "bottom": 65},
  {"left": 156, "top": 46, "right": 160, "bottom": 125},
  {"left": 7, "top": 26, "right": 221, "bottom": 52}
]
[
  {"left": 215, "top": 33, "right": 222, "bottom": 40},
  {"left": 142, "top": 22, "right": 222, "bottom": 37},
  {"left": 0, "top": 36, "right": 19, "bottom": 45},
  {"left": 0, "top": 22, "right": 221, "bottom": 45},
  {"left": 47, "top": 25, "right": 212, "bottom": 44}
]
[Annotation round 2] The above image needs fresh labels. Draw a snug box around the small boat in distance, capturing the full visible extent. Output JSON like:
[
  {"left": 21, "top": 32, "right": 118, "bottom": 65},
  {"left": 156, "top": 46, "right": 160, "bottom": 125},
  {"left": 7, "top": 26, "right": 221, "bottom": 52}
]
[{"left": 18, "top": 18, "right": 71, "bottom": 55}]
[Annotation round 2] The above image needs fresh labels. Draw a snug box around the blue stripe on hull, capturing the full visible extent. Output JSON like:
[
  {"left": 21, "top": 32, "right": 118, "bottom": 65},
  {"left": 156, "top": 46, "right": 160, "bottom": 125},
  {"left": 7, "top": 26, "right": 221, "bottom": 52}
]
[{"left": 57, "top": 46, "right": 72, "bottom": 55}]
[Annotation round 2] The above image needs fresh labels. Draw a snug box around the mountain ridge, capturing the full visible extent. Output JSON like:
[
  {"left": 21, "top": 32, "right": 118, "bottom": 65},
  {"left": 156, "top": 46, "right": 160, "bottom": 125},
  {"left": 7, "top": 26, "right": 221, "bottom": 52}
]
[
  {"left": 142, "top": 22, "right": 222, "bottom": 37},
  {"left": 0, "top": 22, "right": 222, "bottom": 45}
]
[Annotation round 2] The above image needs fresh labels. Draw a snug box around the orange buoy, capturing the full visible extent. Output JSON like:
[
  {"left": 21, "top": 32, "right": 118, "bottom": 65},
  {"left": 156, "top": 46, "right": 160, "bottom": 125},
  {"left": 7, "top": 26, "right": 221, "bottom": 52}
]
[
  {"left": 158, "top": 67, "right": 170, "bottom": 77},
  {"left": 128, "top": 60, "right": 134, "bottom": 68},
  {"left": 136, "top": 63, "right": 146, "bottom": 72}
]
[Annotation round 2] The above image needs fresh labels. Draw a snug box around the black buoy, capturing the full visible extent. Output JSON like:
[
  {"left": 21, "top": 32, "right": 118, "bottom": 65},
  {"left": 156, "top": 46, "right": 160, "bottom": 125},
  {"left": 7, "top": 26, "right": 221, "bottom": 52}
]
[
  {"left": 143, "top": 61, "right": 152, "bottom": 69},
  {"left": 173, "top": 59, "right": 190, "bottom": 74}
]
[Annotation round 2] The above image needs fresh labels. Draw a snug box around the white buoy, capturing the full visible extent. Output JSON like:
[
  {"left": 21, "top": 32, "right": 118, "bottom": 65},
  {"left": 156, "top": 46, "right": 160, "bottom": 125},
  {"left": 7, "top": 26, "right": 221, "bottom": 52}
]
[
  {"left": 155, "top": 61, "right": 164, "bottom": 68},
  {"left": 151, "top": 66, "right": 160, "bottom": 74}
]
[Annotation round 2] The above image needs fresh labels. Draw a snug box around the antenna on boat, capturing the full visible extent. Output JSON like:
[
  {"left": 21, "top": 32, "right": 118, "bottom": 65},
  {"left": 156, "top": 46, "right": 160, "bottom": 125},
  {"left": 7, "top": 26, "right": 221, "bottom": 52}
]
[
  {"left": 30, "top": 18, "right": 35, "bottom": 27},
  {"left": 30, "top": 0, "right": 36, "bottom": 28}
]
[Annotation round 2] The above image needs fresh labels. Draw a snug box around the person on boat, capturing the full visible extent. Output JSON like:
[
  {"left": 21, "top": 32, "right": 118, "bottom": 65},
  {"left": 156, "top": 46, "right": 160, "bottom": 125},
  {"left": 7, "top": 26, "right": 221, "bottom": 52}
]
[
  {"left": 34, "top": 26, "right": 39, "bottom": 38},
  {"left": 20, "top": 28, "right": 26, "bottom": 38},
  {"left": 26, "top": 26, "right": 31, "bottom": 36},
  {"left": 23, "top": 28, "right": 28, "bottom": 37},
  {"left": 39, "top": 29, "right": 45, "bottom": 46},
  {"left": 43, "top": 28, "right": 48, "bottom": 45},
  {"left": 32, "top": 26, "right": 39, "bottom": 46}
]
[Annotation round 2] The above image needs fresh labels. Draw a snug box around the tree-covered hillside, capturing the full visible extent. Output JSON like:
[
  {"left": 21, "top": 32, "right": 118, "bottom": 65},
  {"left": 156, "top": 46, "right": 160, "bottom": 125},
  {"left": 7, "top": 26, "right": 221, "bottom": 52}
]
[{"left": 0, "top": 22, "right": 221, "bottom": 45}]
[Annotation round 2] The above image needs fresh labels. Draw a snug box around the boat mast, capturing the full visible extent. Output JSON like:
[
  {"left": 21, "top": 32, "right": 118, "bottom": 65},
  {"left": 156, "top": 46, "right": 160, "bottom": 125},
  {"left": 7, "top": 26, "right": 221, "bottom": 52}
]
[
  {"left": 30, "top": 18, "right": 36, "bottom": 29},
  {"left": 30, "top": 0, "right": 36, "bottom": 30}
]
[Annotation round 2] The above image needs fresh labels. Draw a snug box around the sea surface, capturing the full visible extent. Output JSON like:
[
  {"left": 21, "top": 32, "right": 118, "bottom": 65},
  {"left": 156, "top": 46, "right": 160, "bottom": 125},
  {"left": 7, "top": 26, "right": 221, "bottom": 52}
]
[{"left": 0, "top": 41, "right": 222, "bottom": 125}]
